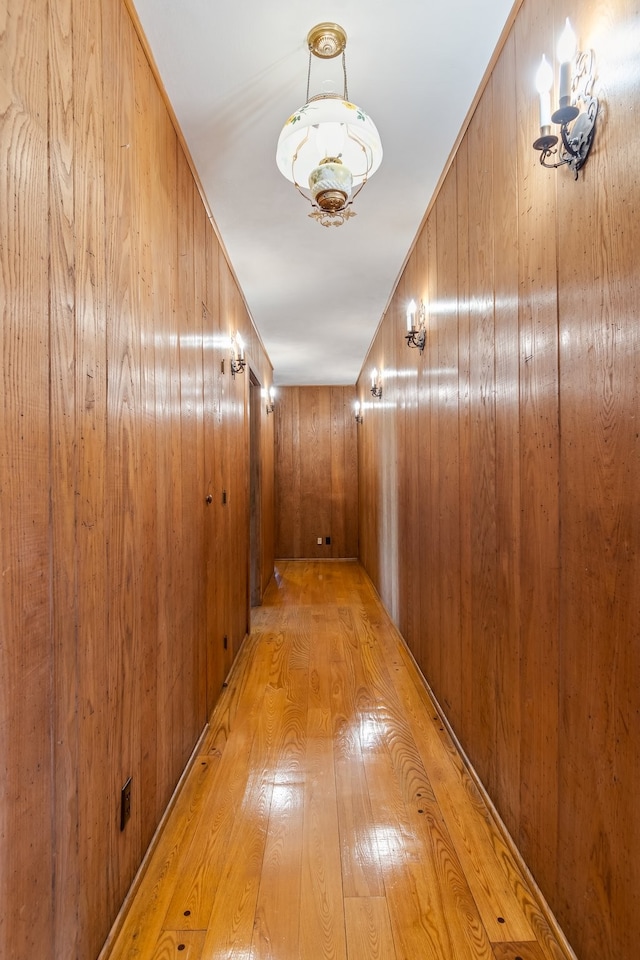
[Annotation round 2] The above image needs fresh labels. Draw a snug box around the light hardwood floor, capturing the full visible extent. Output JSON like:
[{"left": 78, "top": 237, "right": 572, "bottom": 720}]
[{"left": 105, "top": 561, "right": 572, "bottom": 960}]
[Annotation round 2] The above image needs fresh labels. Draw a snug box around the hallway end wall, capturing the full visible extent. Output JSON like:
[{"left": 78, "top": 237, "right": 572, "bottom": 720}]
[{"left": 275, "top": 386, "right": 358, "bottom": 560}]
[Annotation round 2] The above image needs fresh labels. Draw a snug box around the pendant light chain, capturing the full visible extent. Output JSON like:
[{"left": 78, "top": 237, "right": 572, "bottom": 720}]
[
  {"left": 342, "top": 50, "right": 349, "bottom": 101},
  {"left": 305, "top": 45, "right": 349, "bottom": 103},
  {"left": 306, "top": 49, "right": 312, "bottom": 103}
]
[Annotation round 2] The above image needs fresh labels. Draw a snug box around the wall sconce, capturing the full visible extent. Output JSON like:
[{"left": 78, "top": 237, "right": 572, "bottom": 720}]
[
  {"left": 533, "top": 18, "right": 598, "bottom": 178},
  {"left": 230, "top": 332, "right": 246, "bottom": 377},
  {"left": 370, "top": 368, "right": 383, "bottom": 399},
  {"left": 405, "top": 299, "right": 426, "bottom": 352},
  {"left": 266, "top": 387, "right": 276, "bottom": 414},
  {"left": 354, "top": 400, "right": 363, "bottom": 423}
]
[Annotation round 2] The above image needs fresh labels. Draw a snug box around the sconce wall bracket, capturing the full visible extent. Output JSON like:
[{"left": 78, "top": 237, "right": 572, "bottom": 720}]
[
  {"left": 405, "top": 328, "right": 426, "bottom": 352},
  {"left": 534, "top": 50, "right": 598, "bottom": 179},
  {"left": 370, "top": 383, "right": 382, "bottom": 399},
  {"left": 230, "top": 357, "right": 246, "bottom": 377}
]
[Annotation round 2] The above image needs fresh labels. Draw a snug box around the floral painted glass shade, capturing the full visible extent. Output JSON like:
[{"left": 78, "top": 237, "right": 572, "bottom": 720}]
[{"left": 276, "top": 96, "right": 383, "bottom": 192}]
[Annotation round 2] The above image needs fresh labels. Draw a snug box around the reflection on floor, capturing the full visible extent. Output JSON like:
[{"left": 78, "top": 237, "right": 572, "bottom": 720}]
[{"left": 106, "top": 560, "right": 572, "bottom": 960}]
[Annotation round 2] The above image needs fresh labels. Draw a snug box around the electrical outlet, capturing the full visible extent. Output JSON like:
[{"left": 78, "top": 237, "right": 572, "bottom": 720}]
[
  {"left": 317, "top": 537, "right": 322, "bottom": 545},
  {"left": 120, "top": 777, "right": 132, "bottom": 831},
  {"left": 223, "top": 634, "right": 228, "bottom": 650}
]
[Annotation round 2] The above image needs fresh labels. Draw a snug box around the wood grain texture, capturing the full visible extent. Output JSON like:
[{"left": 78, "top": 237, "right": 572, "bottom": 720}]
[
  {"left": 49, "top": 0, "right": 79, "bottom": 954},
  {"left": 514, "top": 0, "right": 560, "bottom": 910},
  {"left": 0, "top": 2, "right": 52, "bottom": 957},
  {"left": 491, "top": 30, "right": 522, "bottom": 841},
  {"left": 275, "top": 386, "right": 358, "bottom": 559},
  {"left": 356, "top": 1, "right": 640, "bottom": 959},
  {"left": 555, "top": 3, "right": 640, "bottom": 959},
  {"left": 2, "top": 0, "right": 274, "bottom": 957},
  {"left": 105, "top": 561, "right": 571, "bottom": 960}
]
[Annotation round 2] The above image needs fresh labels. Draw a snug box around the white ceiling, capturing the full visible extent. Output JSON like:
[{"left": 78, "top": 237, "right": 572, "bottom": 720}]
[{"left": 133, "top": 0, "right": 514, "bottom": 386}]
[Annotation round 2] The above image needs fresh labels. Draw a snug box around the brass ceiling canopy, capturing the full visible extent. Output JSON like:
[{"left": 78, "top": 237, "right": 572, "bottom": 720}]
[{"left": 306, "top": 23, "right": 347, "bottom": 60}]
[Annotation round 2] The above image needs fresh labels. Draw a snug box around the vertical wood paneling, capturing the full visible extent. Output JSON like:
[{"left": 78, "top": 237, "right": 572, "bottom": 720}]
[
  {"left": 0, "top": 2, "right": 52, "bottom": 958},
  {"left": 555, "top": 3, "right": 640, "bottom": 958},
  {"left": 203, "top": 220, "right": 225, "bottom": 707},
  {"left": 301, "top": 386, "right": 331, "bottom": 556},
  {"left": 70, "top": 0, "right": 109, "bottom": 954},
  {"left": 275, "top": 386, "right": 358, "bottom": 560},
  {"left": 192, "top": 191, "right": 208, "bottom": 726},
  {"left": 2, "top": 0, "right": 275, "bottom": 956},
  {"left": 492, "top": 31, "right": 522, "bottom": 838},
  {"left": 514, "top": 0, "right": 559, "bottom": 901},
  {"left": 177, "top": 155, "right": 200, "bottom": 768},
  {"left": 456, "top": 137, "right": 474, "bottom": 751},
  {"left": 467, "top": 87, "right": 498, "bottom": 794},
  {"left": 49, "top": 0, "right": 79, "bottom": 953},
  {"left": 434, "top": 168, "right": 462, "bottom": 730},
  {"left": 357, "top": 1, "right": 640, "bottom": 959},
  {"left": 102, "top": 0, "right": 143, "bottom": 916}
]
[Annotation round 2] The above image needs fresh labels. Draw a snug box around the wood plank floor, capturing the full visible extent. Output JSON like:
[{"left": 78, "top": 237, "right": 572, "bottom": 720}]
[{"left": 105, "top": 561, "right": 572, "bottom": 960}]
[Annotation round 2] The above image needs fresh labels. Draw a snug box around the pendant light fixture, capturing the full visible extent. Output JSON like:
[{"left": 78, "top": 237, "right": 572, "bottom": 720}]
[{"left": 276, "top": 23, "right": 383, "bottom": 227}]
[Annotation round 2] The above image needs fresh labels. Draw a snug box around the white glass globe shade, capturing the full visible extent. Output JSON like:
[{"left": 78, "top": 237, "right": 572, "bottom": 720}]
[{"left": 276, "top": 97, "right": 383, "bottom": 189}]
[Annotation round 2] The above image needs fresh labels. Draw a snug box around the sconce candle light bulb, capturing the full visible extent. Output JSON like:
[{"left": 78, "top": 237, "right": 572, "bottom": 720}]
[
  {"left": 535, "top": 54, "right": 553, "bottom": 130},
  {"left": 406, "top": 299, "right": 416, "bottom": 332},
  {"left": 554, "top": 18, "right": 579, "bottom": 121},
  {"left": 557, "top": 19, "right": 577, "bottom": 70}
]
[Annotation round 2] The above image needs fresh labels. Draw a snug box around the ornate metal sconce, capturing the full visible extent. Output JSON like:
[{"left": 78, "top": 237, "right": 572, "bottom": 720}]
[
  {"left": 354, "top": 401, "right": 363, "bottom": 423},
  {"left": 230, "top": 333, "right": 246, "bottom": 377},
  {"left": 533, "top": 19, "right": 598, "bottom": 179},
  {"left": 370, "top": 368, "right": 383, "bottom": 399},
  {"left": 405, "top": 299, "right": 426, "bottom": 352}
]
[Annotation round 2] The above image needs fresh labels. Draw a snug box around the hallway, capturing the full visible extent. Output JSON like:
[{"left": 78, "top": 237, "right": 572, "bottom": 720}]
[{"left": 106, "top": 561, "right": 570, "bottom": 960}]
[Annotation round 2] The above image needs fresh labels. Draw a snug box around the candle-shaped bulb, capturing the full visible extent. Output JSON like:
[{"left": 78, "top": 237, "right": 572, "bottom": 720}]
[
  {"left": 557, "top": 18, "right": 576, "bottom": 104},
  {"left": 535, "top": 54, "right": 553, "bottom": 129},
  {"left": 355, "top": 400, "right": 361, "bottom": 415},
  {"left": 269, "top": 387, "right": 275, "bottom": 403},
  {"left": 407, "top": 299, "right": 417, "bottom": 332},
  {"left": 235, "top": 332, "right": 245, "bottom": 359},
  {"left": 536, "top": 54, "right": 553, "bottom": 94},
  {"left": 371, "top": 368, "right": 378, "bottom": 388},
  {"left": 557, "top": 18, "right": 577, "bottom": 64}
]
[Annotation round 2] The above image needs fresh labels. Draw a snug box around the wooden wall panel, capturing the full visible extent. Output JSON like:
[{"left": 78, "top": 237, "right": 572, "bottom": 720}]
[
  {"left": 1, "top": 0, "right": 275, "bottom": 957},
  {"left": 514, "top": 0, "right": 560, "bottom": 906},
  {"left": 467, "top": 86, "right": 498, "bottom": 795},
  {"left": 491, "top": 31, "right": 521, "bottom": 840},
  {"left": 102, "top": 0, "right": 143, "bottom": 919},
  {"left": 555, "top": 2, "right": 640, "bottom": 958},
  {"left": 275, "top": 386, "right": 358, "bottom": 560},
  {"left": 434, "top": 167, "right": 462, "bottom": 733},
  {"left": 357, "top": 0, "right": 640, "bottom": 958},
  {"left": 456, "top": 137, "right": 474, "bottom": 751},
  {"left": 49, "top": 0, "right": 79, "bottom": 953},
  {"left": 203, "top": 221, "right": 226, "bottom": 708},
  {"left": 0, "top": 2, "right": 52, "bottom": 957}
]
